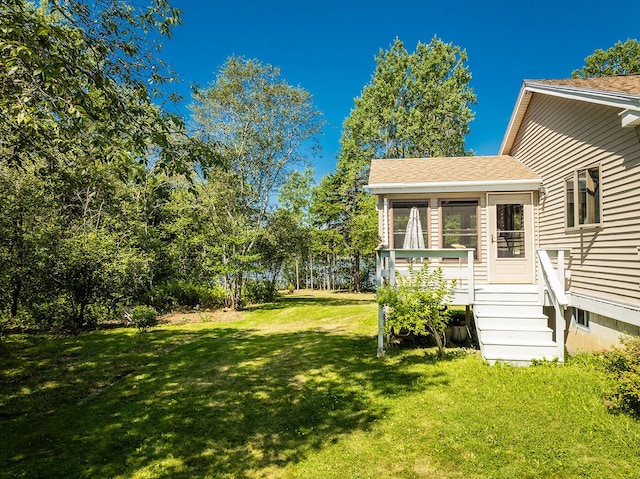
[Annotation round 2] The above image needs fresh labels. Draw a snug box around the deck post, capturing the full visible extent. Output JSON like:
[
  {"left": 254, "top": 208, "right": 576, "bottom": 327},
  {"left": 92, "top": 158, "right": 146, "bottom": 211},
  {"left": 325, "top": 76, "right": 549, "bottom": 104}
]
[
  {"left": 467, "top": 249, "right": 475, "bottom": 304},
  {"left": 557, "top": 250, "right": 565, "bottom": 287},
  {"left": 377, "top": 307, "right": 386, "bottom": 357},
  {"left": 389, "top": 250, "right": 396, "bottom": 286},
  {"left": 376, "top": 249, "right": 385, "bottom": 357}
]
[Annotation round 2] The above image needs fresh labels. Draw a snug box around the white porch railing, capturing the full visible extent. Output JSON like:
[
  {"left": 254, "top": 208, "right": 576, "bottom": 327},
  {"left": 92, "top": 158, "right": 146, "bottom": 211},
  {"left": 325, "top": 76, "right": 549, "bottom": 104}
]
[
  {"left": 375, "top": 248, "right": 475, "bottom": 357},
  {"left": 536, "top": 249, "right": 570, "bottom": 362}
]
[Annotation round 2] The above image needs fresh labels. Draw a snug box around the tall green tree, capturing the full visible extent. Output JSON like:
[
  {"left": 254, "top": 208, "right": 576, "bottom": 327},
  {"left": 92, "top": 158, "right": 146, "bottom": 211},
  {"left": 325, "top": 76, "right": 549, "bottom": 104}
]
[
  {"left": 0, "top": 0, "right": 193, "bottom": 172},
  {"left": 345, "top": 37, "right": 476, "bottom": 161},
  {"left": 0, "top": 0, "right": 200, "bottom": 329},
  {"left": 278, "top": 167, "right": 315, "bottom": 289},
  {"left": 190, "top": 57, "right": 324, "bottom": 308},
  {"left": 321, "top": 37, "right": 476, "bottom": 291},
  {"left": 572, "top": 39, "right": 640, "bottom": 78}
]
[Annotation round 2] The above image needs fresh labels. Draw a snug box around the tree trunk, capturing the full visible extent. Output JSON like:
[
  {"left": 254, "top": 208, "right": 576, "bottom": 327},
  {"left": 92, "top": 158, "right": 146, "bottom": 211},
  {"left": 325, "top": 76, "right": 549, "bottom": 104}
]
[
  {"left": 10, "top": 277, "right": 21, "bottom": 319},
  {"left": 295, "top": 256, "right": 300, "bottom": 290},
  {"left": 352, "top": 251, "right": 361, "bottom": 293},
  {"left": 10, "top": 209, "right": 24, "bottom": 318},
  {"left": 231, "top": 271, "right": 243, "bottom": 310}
]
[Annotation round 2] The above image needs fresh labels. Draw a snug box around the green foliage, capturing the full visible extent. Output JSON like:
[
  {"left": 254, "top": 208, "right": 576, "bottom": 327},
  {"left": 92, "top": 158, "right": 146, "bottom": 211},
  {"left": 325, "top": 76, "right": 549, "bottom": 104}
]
[
  {"left": 190, "top": 56, "right": 324, "bottom": 308},
  {"left": 243, "top": 279, "right": 278, "bottom": 304},
  {"left": 130, "top": 305, "right": 158, "bottom": 332},
  {"left": 344, "top": 36, "right": 476, "bottom": 161},
  {"left": 603, "top": 336, "right": 640, "bottom": 417},
  {"left": 377, "top": 264, "right": 456, "bottom": 356},
  {"left": 154, "top": 281, "right": 226, "bottom": 311},
  {"left": 0, "top": 0, "right": 194, "bottom": 172},
  {"left": 572, "top": 39, "right": 640, "bottom": 78}
]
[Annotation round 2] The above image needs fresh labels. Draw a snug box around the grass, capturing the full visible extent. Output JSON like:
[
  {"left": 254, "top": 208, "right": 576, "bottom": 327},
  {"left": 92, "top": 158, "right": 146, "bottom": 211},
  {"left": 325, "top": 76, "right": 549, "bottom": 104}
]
[{"left": 1, "top": 290, "right": 639, "bottom": 478}]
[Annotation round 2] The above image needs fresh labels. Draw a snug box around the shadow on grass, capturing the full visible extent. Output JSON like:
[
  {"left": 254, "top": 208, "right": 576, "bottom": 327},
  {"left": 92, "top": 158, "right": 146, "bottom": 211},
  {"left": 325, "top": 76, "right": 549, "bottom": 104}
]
[
  {"left": 1, "top": 325, "right": 450, "bottom": 478},
  {"left": 250, "top": 292, "right": 375, "bottom": 311}
]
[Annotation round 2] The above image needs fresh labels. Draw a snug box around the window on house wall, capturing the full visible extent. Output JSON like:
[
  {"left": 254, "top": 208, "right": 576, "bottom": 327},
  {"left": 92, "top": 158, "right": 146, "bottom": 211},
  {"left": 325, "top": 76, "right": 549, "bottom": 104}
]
[
  {"left": 573, "top": 308, "right": 590, "bottom": 329},
  {"left": 565, "top": 166, "right": 601, "bottom": 228},
  {"left": 441, "top": 200, "right": 478, "bottom": 258},
  {"left": 392, "top": 202, "right": 428, "bottom": 249}
]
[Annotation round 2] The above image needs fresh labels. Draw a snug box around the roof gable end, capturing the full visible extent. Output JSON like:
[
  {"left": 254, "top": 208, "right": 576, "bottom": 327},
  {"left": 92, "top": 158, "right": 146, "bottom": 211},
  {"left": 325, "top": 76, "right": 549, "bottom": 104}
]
[{"left": 500, "top": 75, "right": 640, "bottom": 154}]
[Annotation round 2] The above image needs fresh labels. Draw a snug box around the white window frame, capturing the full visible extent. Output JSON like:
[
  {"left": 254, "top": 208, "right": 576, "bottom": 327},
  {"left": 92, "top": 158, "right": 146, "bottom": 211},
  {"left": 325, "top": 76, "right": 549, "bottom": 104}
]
[
  {"left": 565, "top": 164, "right": 602, "bottom": 230},
  {"left": 573, "top": 307, "right": 590, "bottom": 330}
]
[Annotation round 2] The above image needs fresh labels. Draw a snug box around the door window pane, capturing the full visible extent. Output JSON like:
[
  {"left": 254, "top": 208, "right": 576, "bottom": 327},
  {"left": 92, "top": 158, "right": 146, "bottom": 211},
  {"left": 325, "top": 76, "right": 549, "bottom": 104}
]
[{"left": 496, "top": 204, "right": 524, "bottom": 258}]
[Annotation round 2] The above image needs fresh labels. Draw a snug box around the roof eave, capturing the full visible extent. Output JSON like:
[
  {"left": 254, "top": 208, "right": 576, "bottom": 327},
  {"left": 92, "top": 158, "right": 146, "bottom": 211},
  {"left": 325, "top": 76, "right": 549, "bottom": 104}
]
[
  {"left": 499, "top": 80, "right": 640, "bottom": 155},
  {"left": 499, "top": 83, "right": 531, "bottom": 155},
  {"left": 366, "top": 178, "right": 542, "bottom": 195}
]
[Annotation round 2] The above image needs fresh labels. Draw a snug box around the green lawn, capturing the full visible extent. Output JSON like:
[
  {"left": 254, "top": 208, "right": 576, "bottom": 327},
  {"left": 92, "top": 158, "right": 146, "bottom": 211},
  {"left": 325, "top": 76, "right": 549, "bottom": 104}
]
[{"left": 1, "top": 291, "right": 639, "bottom": 478}]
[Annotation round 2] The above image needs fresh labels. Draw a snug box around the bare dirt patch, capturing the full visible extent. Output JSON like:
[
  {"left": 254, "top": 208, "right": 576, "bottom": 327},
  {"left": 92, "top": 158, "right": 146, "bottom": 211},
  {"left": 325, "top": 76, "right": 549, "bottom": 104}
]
[{"left": 159, "top": 309, "right": 244, "bottom": 325}]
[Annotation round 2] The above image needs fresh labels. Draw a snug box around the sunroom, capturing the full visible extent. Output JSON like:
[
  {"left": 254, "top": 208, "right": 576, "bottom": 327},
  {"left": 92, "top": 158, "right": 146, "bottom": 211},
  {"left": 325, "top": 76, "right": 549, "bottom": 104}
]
[{"left": 367, "top": 156, "right": 568, "bottom": 363}]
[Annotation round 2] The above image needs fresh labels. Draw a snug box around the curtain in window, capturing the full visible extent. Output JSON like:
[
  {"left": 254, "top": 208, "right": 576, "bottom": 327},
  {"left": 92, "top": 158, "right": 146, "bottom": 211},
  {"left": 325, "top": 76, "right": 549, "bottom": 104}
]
[{"left": 402, "top": 206, "right": 425, "bottom": 249}]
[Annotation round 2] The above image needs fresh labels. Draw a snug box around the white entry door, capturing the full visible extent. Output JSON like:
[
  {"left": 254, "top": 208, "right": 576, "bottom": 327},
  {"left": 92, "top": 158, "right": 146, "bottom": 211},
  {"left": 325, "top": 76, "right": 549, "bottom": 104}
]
[{"left": 488, "top": 193, "right": 534, "bottom": 283}]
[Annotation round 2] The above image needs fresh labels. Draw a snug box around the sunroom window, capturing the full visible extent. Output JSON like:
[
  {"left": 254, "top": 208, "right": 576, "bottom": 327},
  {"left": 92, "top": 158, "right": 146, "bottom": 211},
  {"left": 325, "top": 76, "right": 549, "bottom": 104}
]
[
  {"left": 441, "top": 200, "right": 478, "bottom": 258},
  {"left": 565, "top": 166, "right": 601, "bottom": 228},
  {"left": 392, "top": 202, "right": 428, "bottom": 249}
]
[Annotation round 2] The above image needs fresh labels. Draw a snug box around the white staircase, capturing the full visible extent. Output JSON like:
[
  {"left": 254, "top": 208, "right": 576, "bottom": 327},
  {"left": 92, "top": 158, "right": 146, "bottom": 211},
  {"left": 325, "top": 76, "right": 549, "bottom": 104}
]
[{"left": 474, "top": 284, "right": 560, "bottom": 366}]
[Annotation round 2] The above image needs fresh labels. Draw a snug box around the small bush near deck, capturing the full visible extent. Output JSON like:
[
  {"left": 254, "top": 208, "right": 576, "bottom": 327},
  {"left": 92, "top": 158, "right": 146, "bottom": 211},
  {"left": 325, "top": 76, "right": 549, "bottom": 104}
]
[
  {"left": 603, "top": 336, "right": 640, "bottom": 417},
  {"left": 377, "top": 264, "right": 456, "bottom": 357},
  {"left": 130, "top": 305, "right": 158, "bottom": 332}
]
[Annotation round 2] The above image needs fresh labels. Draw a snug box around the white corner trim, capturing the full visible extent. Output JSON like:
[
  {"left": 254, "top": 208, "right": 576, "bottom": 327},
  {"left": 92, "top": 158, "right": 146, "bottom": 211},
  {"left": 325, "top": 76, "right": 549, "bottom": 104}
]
[{"left": 365, "top": 178, "right": 541, "bottom": 195}]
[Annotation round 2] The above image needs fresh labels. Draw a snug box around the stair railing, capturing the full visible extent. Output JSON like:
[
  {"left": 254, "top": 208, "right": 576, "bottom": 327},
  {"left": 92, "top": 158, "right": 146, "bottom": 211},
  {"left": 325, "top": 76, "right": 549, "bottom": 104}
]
[{"left": 536, "top": 249, "right": 569, "bottom": 362}]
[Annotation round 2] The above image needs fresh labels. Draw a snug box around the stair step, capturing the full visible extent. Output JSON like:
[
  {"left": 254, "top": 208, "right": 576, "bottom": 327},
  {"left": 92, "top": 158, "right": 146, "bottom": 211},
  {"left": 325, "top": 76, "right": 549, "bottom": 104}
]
[
  {"left": 476, "top": 316, "right": 548, "bottom": 330},
  {"left": 471, "top": 284, "right": 562, "bottom": 365},
  {"left": 475, "top": 303, "right": 543, "bottom": 316},
  {"left": 475, "top": 293, "right": 539, "bottom": 303},
  {"left": 480, "top": 328, "right": 552, "bottom": 342},
  {"left": 480, "top": 341, "right": 559, "bottom": 359}
]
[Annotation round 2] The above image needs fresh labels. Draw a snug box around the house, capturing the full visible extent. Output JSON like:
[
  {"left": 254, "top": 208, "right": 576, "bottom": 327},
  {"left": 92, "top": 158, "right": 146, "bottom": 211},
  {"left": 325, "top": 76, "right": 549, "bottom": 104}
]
[{"left": 367, "top": 74, "right": 640, "bottom": 365}]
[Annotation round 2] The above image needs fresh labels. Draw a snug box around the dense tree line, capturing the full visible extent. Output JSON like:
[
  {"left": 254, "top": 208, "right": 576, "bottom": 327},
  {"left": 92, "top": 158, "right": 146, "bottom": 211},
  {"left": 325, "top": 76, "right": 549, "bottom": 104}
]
[
  {"left": 0, "top": 1, "right": 331, "bottom": 332},
  {"left": 3, "top": 2, "right": 632, "bottom": 333}
]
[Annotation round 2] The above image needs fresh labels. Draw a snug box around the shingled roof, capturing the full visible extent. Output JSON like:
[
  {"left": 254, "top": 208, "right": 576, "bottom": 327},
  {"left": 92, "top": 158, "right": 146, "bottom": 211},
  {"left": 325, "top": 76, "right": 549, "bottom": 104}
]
[
  {"left": 366, "top": 156, "right": 541, "bottom": 194},
  {"left": 532, "top": 75, "right": 640, "bottom": 96}
]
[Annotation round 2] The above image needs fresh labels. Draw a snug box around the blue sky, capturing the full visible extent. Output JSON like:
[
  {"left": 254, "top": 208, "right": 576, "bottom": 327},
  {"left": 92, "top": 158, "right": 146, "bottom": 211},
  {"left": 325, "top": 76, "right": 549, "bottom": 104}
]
[{"left": 161, "top": 0, "right": 639, "bottom": 179}]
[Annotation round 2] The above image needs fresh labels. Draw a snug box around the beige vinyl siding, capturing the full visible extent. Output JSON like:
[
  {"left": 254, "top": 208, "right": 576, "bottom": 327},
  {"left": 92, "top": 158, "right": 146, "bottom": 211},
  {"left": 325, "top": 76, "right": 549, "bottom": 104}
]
[{"left": 510, "top": 93, "right": 640, "bottom": 308}]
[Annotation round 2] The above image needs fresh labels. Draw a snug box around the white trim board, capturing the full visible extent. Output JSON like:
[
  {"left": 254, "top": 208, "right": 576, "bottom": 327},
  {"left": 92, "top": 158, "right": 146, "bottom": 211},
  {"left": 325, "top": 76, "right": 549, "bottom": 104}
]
[
  {"left": 568, "top": 292, "right": 640, "bottom": 328},
  {"left": 366, "top": 179, "right": 541, "bottom": 195}
]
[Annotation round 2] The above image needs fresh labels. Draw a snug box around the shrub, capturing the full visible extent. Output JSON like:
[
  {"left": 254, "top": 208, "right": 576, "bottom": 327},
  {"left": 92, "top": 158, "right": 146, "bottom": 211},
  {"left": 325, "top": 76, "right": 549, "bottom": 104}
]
[
  {"left": 243, "top": 280, "right": 278, "bottom": 304},
  {"left": 377, "top": 264, "right": 456, "bottom": 357},
  {"left": 199, "top": 285, "right": 226, "bottom": 309},
  {"left": 153, "top": 281, "right": 226, "bottom": 311},
  {"left": 130, "top": 305, "right": 158, "bottom": 332},
  {"left": 603, "top": 336, "right": 640, "bottom": 418}
]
